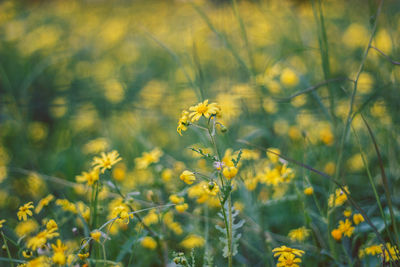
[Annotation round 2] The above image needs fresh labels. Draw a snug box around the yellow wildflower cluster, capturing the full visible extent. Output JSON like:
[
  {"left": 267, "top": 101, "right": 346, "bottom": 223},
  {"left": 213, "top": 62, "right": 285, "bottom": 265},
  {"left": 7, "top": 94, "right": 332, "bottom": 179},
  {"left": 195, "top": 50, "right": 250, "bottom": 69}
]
[
  {"left": 27, "top": 220, "right": 59, "bottom": 250},
  {"left": 359, "top": 243, "right": 399, "bottom": 262},
  {"left": 272, "top": 246, "right": 305, "bottom": 267},
  {"left": 331, "top": 218, "right": 355, "bottom": 241}
]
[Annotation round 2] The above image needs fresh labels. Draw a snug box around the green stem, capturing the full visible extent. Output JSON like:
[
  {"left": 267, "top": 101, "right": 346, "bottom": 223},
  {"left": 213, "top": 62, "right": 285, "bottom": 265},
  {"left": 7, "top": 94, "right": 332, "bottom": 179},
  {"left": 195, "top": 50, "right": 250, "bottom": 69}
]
[
  {"left": 227, "top": 195, "right": 233, "bottom": 267},
  {"left": 1, "top": 231, "right": 14, "bottom": 267}
]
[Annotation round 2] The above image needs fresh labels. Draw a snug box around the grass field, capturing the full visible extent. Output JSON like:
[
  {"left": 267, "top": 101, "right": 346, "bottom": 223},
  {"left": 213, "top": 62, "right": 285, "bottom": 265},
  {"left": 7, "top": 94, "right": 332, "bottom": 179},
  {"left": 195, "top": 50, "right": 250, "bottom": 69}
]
[{"left": 0, "top": 0, "right": 400, "bottom": 266}]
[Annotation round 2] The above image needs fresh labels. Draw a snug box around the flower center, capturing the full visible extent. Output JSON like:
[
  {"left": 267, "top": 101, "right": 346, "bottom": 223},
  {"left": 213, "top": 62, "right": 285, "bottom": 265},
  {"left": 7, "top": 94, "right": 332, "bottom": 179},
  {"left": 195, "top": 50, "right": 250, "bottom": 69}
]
[{"left": 197, "top": 104, "right": 208, "bottom": 114}]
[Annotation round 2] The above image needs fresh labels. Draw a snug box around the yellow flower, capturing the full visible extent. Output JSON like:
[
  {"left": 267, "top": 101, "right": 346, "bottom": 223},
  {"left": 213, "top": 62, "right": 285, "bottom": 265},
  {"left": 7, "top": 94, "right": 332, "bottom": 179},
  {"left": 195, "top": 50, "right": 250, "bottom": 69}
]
[
  {"left": 267, "top": 148, "right": 281, "bottom": 163},
  {"left": 78, "top": 252, "right": 89, "bottom": 260},
  {"left": 92, "top": 150, "right": 122, "bottom": 173},
  {"left": 141, "top": 236, "right": 157, "bottom": 250},
  {"left": 188, "top": 99, "right": 220, "bottom": 122},
  {"left": 280, "top": 68, "right": 299, "bottom": 87},
  {"left": 25, "top": 256, "right": 51, "bottom": 267},
  {"left": 364, "top": 245, "right": 382, "bottom": 256},
  {"left": 177, "top": 110, "right": 190, "bottom": 135},
  {"left": 90, "top": 231, "right": 101, "bottom": 242},
  {"left": 135, "top": 148, "right": 163, "bottom": 169},
  {"left": 15, "top": 220, "right": 39, "bottom": 237},
  {"left": 175, "top": 203, "right": 189, "bottom": 213},
  {"left": 169, "top": 194, "right": 184, "bottom": 204},
  {"left": 17, "top": 202, "right": 34, "bottom": 221},
  {"left": 331, "top": 228, "right": 342, "bottom": 241},
  {"left": 380, "top": 243, "right": 399, "bottom": 261},
  {"left": 51, "top": 239, "right": 67, "bottom": 265},
  {"left": 35, "top": 194, "right": 54, "bottom": 214},
  {"left": 46, "top": 219, "right": 58, "bottom": 231},
  {"left": 203, "top": 182, "right": 220, "bottom": 196},
  {"left": 288, "top": 227, "right": 310, "bottom": 242},
  {"left": 353, "top": 213, "right": 364, "bottom": 225},
  {"left": 22, "top": 250, "right": 33, "bottom": 258},
  {"left": 277, "top": 253, "right": 302, "bottom": 267},
  {"left": 0, "top": 219, "right": 5, "bottom": 229},
  {"left": 303, "top": 187, "right": 313, "bottom": 195},
  {"left": 272, "top": 246, "right": 305, "bottom": 258},
  {"left": 223, "top": 166, "right": 238, "bottom": 180},
  {"left": 27, "top": 227, "right": 59, "bottom": 250},
  {"left": 76, "top": 169, "right": 99, "bottom": 186},
  {"left": 338, "top": 219, "right": 355, "bottom": 238},
  {"left": 112, "top": 205, "right": 133, "bottom": 224},
  {"left": 180, "top": 234, "right": 205, "bottom": 249},
  {"left": 328, "top": 186, "right": 349, "bottom": 208},
  {"left": 343, "top": 209, "right": 352, "bottom": 217},
  {"left": 180, "top": 170, "right": 196, "bottom": 185}
]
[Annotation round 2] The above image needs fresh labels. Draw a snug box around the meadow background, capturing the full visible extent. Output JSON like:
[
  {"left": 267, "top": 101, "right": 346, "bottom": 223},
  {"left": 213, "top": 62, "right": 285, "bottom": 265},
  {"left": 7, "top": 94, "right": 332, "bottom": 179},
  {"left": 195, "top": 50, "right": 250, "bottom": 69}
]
[{"left": 0, "top": 0, "right": 400, "bottom": 266}]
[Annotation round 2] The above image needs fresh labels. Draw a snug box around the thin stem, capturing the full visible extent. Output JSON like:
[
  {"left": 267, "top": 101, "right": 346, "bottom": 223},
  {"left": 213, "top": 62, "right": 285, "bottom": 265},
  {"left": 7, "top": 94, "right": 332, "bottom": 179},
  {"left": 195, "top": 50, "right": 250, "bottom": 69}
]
[
  {"left": 228, "top": 195, "right": 233, "bottom": 267},
  {"left": 1, "top": 231, "right": 14, "bottom": 267}
]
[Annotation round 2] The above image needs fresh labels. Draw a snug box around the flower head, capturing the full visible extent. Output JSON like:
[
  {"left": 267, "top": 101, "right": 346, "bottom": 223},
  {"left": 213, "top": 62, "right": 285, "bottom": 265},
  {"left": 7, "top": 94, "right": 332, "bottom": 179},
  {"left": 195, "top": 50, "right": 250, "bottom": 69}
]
[
  {"left": 141, "top": 236, "right": 157, "bottom": 250},
  {"left": 353, "top": 213, "right": 364, "bottom": 225},
  {"left": 91, "top": 230, "right": 101, "bottom": 242},
  {"left": 35, "top": 194, "right": 54, "bottom": 214},
  {"left": 76, "top": 169, "right": 99, "bottom": 186},
  {"left": 272, "top": 246, "right": 305, "bottom": 258},
  {"left": 288, "top": 227, "right": 310, "bottom": 242},
  {"left": 331, "top": 229, "right": 342, "bottom": 241},
  {"left": 203, "top": 181, "right": 220, "bottom": 196},
  {"left": 177, "top": 111, "right": 190, "bottom": 135},
  {"left": 169, "top": 194, "right": 184, "bottom": 204},
  {"left": 175, "top": 203, "right": 189, "bottom": 213},
  {"left": 303, "top": 187, "right": 313, "bottom": 195},
  {"left": 338, "top": 219, "right": 355, "bottom": 238},
  {"left": 188, "top": 100, "right": 220, "bottom": 122},
  {"left": 180, "top": 170, "right": 196, "bottom": 185},
  {"left": 51, "top": 239, "right": 67, "bottom": 265},
  {"left": 277, "top": 253, "right": 302, "bottom": 267},
  {"left": 17, "top": 202, "right": 34, "bottom": 221},
  {"left": 92, "top": 150, "right": 122, "bottom": 173},
  {"left": 0, "top": 219, "right": 5, "bottom": 229},
  {"left": 223, "top": 166, "right": 238, "bottom": 180},
  {"left": 135, "top": 148, "right": 163, "bottom": 169}
]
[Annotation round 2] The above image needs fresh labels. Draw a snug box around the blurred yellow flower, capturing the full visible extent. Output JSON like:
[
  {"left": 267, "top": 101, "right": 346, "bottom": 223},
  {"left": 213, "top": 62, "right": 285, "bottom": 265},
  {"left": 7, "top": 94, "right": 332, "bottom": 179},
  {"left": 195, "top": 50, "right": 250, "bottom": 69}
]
[
  {"left": 180, "top": 234, "right": 205, "bottom": 249},
  {"left": 141, "top": 236, "right": 157, "bottom": 250},
  {"left": 223, "top": 166, "right": 238, "bottom": 180},
  {"left": 280, "top": 68, "right": 299, "bottom": 87},
  {"left": 304, "top": 187, "right": 313, "bottom": 195},
  {"left": 51, "top": 239, "right": 67, "bottom": 265},
  {"left": 76, "top": 169, "right": 99, "bottom": 186},
  {"left": 353, "top": 213, "right": 364, "bottom": 225},
  {"left": 288, "top": 227, "right": 310, "bottom": 242},
  {"left": 180, "top": 170, "right": 196, "bottom": 185},
  {"left": 91, "top": 231, "right": 101, "bottom": 242},
  {"left": 135, "top": 148, "right": 163, "bottom": 169},
  {"left": 331, "top": 229, "right": 342, "bottom": 241},
  {"left": 175, "top": 203, "right": 188, "bottom": 213},
  {"left": 35, "top": 194, "right": 54, "bottom": 214}
]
